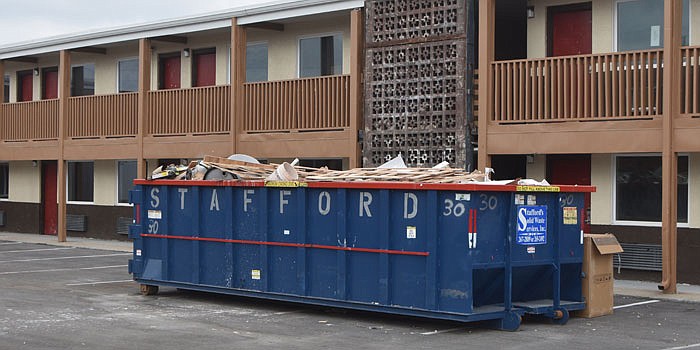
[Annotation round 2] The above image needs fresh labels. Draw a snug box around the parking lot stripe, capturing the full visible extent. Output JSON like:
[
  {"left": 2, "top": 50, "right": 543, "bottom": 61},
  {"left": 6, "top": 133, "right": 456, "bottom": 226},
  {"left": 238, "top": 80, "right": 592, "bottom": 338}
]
[
  {"left": 613, "top": 300, "right": 661, "bottom": 310},
  {"left": 0, "top": 264, "right": 127, "bottom": 275},
  {"left": 0, "top": 247, "right": 75, "bottom": 254},
  {"left": 66, "top": 279, "right": 134, "bottom": 286},
  {"left": 0, "top": 242, "right": 23, "bottom": 245},
  {"left": 662, "top": 343, "right": 700, "bottom": 350},
  {"left": 0, "top": 253, "right": 130, "bottom": 263}
]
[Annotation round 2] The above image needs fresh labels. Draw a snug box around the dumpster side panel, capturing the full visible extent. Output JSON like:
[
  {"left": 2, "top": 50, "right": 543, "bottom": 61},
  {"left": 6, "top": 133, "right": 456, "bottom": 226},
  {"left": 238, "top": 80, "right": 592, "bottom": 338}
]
[
  {"left": 307, "top": 188, "right": 341, "bottom": 299},
  {"left": 346, "top": 189, "right": 381, "bottom": 303}
]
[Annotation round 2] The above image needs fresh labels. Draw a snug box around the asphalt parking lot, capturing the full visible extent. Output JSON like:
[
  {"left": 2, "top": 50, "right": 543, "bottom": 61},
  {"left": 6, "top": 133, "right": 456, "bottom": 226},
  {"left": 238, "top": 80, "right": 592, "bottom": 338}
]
[{"left": 1, "top": 239, "right": 699, "bottom": 350}]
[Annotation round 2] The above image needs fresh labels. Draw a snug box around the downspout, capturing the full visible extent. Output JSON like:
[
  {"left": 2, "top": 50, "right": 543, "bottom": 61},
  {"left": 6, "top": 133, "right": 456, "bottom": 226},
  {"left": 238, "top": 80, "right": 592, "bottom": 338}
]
[{"left": 465, "top": 0, "right": 476, "bottom": 171}]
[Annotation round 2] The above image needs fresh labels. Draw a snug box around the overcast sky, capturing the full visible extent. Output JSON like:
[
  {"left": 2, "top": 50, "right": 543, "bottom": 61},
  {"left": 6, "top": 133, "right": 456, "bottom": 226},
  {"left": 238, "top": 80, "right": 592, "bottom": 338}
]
[{"left": 0, "top": 0, "right": 276, "bottom": 45}]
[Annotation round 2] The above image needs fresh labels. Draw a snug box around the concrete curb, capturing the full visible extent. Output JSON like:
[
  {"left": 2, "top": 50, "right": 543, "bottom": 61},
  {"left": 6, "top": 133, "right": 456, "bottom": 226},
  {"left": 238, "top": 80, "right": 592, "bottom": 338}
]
[{"left": 0, "top": 232, "right": 131, "bottom": 253}]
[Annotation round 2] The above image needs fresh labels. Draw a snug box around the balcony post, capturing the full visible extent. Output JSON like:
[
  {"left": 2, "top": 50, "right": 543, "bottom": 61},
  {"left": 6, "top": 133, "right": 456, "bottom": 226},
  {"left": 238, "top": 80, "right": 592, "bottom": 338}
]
[
  {"left": 57, "top": 50, "right": 71, "bottom": 242},
  {"left": 477, "top": 0, "right": 495, "bottom": 171},
  {"left": 660, "top": 0, "right": 682, "bottom": 294},
  {"left": 0, "top": 60, "right": 4, "bottom": 141},
  {"left": 349, "top": 8, "right": 363, "bottom": 168},
  {"left": 137, "top": 38, "right": 151, "bottom": 179},
  {"left": 231, "top": 18, "right": 246, "bottom": 154}
]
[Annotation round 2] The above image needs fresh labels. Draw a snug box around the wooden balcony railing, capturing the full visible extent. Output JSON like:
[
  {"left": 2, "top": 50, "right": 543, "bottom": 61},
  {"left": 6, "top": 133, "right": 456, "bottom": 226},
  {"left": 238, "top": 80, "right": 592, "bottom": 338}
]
[
  {"left": 1, "top": 99, "right": 59, "bottom": 141},
  {"left": 681, "top": 46, "right": 700, "bottom": 117},
  {"left": 67, "top": 93, "right": 138, "bottom": 138},
  {"left": 491, "top": 49, "right": 663, "bottom": 123},
  {"left": 148, "top": 85, "right": 230, "bottom": 136},
  {"left": 243, "top": 75, "right": 350, "bottom": 132}
]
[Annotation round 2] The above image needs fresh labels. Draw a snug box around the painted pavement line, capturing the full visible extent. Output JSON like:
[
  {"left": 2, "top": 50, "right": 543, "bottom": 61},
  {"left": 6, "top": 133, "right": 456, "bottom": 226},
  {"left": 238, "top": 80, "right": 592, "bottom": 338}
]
[
  {"left": 0, "top": 247, "right": 75, "bottom": 254},
  {"left": 661, "top": 343, "right": 700, "bottom": 350},
  {"left": 0, "top": 242, "right": 23, "bottom": 245},
  {"left": 0, "top": 253, "right": 131, "bottom": 263},
  {"left": 0, "top": 265, "right": 127, "bottom": 275},
  {"left": 420, "top": 327, "right": 469, "bottom": 335},
  {"left": 613, "top": 299, "right": 661, "bottom": 310},
  {"left": 66, "top": 279, "right": 134, "bottom": 286}
]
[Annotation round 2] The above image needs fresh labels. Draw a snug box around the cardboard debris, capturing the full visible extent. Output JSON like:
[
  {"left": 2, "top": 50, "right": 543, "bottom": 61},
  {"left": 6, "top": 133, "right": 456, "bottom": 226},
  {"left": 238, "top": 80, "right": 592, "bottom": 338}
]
[{"left": 148, "top": 155, "right": 559, "bottom": 186}]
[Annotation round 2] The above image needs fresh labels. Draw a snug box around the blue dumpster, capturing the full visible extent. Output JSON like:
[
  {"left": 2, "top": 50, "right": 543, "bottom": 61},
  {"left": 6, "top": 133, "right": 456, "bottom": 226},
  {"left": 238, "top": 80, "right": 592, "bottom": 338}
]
[{"left": 128, "top": 180, "right": 594, "bottom": 330}]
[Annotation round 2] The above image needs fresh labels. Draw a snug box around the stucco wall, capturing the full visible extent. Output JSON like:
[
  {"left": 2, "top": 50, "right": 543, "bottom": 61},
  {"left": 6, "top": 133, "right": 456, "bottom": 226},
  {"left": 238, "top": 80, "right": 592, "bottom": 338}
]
[{"left": 590, "top": 153, "right": 613, "bottom": 225}]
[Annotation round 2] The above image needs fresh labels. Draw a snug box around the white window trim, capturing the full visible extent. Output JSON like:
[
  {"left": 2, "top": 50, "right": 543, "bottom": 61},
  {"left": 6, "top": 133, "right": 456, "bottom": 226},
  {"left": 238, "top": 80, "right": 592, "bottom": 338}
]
[
  {"left": 613, "top": 0, "right": 692, "bottom": 52},
  {"left": 296, "top": 31, "right": 344, "bottom": 78},
  {"left": 115, "top": 160, "right": 137, "bottom": 207},
  {"left": 246, "top": 41, "right": 269, "bottom": 82},
  {"left": 66, "top": 161, "right": 95, "bottom": 205},
  {"left": 0, "top": 162, "right": 8, "bottom": 201},
  {"left": 116, "top": 57, "right": 139, "bottom": 94},
  {"left": 611, "top": 153, "right": 690, "bottom": 227}
]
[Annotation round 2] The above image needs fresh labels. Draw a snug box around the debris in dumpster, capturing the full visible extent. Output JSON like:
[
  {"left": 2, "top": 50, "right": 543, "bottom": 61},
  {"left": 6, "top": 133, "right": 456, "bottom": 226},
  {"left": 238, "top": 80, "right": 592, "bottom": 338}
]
[{"left": 151, "top": 164, "right": 188, "bottom": 180}]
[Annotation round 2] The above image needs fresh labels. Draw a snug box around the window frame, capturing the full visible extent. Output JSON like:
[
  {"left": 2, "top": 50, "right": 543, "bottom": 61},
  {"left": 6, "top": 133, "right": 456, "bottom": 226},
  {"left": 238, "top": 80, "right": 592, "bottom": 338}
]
[
  {"left": 246, "top": 41, "right": 269, "bottom": 83},
  {"left": 611, "top": 153, "right": 690, "bottom": 227},
  {"left": 70, "top": 63, "right": 96, "bottom": 97},
  {"left": 66, "top": 161, "right": 95, "bottom": 205},
  {"left": 613, "top": 0, "right": 692, "bottom": 52},
  {"left": 296, "top": 31, "right": 344, "bottom": 78},
  {"left": 3, "top": 74, "right": 9, "bottom": 103},
  {"left": 117, "top": 57, "right": 139, "bottom": 93},
  {"left": 0, "top": 162, "right": 8, "bottom": 200},
  {"left": 115, "top": 160, "right": 137, "bottom": 206}
]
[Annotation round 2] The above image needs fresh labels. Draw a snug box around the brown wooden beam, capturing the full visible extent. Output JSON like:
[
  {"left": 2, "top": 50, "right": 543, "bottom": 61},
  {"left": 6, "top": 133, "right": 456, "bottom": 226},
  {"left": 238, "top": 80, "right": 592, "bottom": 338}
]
[
  {"left": 0, "top": 60, "right": 4, "bottom": 104},
  {"left": 660, "top": 0, "right": 682, "bottom": 294},
  {"left": 231, "top": 18, "right": 246, "bottom": 155},
  {"left": 4, "top": 56, "right": 38, "bottom": 64},
  {"left": 57, "top": 50, "right": 71, "bottom": 243},
  {"left": 245, "top": 22, "right": 284, "bottom": 31},
  {"left": 137, "top": 39, "right": 151, "bottom": 179},
  {"left": 151, "top": 35, "right": 187, "bottom": 44},
  {"left": 71, "top": 47, "right": 107, "bottom": 55},
  {"left": 349, "top": 9, "right": 363, "bottom": 168},
  {"left": 477, "top": 0, "right": 495, "bottom": 171}
]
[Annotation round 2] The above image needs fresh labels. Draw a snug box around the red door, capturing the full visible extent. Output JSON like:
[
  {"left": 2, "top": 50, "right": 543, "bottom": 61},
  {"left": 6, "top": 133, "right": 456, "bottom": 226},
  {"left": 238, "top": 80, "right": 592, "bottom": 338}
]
[
  {"left": 43, "top": 161, "right": 58, "bottom": 235},
  {"left": 161, "top": 56, "right": 181, "bottom": 89},
  {"left": 547, "top": 155, "right": 591, "bottom": 232},
  {"left": 18, "top": 72, "right": 33, "bottom": 102},
  {"left": 193, "top": 51, "right": 216, "bottom": 87},
  {"left": 42, "top": 70, "right": 58, "bottom": 99},
  {"left": 549, "top": 5, "right": 592, "bottom": 57}
]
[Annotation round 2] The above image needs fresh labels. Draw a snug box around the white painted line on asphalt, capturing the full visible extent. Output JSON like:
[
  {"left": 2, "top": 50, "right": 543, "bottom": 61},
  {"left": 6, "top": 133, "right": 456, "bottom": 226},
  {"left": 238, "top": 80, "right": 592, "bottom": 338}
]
[
  {"left": 420, "top": 327, "right": 468, "bottom": 335},
  {"left": 613, "top": 299, "right": 661, "bottom": 310},
  {"left": 661, "top": 343, "right": 700, "bottom": 350},
  {"left": 0, "top": 242, "right": 23, "bottom": 245},
  {"left": 0, "top": 253, "right": 130, "bottom": 263},
  {"left": 0, "top": 247, "right": 75, "bottom": 254},
  {"left": 0, "top": 265, "right": 127, "bottom": 275},
  {"left": 66, "top": 279, "right": 134, "bottom": 286}
]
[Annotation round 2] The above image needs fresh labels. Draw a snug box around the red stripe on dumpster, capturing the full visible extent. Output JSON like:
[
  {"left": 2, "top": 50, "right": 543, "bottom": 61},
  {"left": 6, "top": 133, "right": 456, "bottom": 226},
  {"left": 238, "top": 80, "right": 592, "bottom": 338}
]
[{"left": 140, "top": 234, "right": 429, "bottom": 256}]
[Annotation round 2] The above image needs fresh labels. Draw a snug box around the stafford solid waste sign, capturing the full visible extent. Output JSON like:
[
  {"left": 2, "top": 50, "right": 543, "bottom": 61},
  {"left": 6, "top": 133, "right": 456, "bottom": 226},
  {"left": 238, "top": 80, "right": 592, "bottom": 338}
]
[{"left": 516, "top": 206, "right": 547, "bottom": 245}]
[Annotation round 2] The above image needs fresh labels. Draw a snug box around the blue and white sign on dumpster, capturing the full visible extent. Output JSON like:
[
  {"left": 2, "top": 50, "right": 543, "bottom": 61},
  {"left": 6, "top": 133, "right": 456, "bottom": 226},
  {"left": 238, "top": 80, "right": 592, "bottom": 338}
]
[{"left": 516, "top": 206, "right": 547, "bottom": 245}]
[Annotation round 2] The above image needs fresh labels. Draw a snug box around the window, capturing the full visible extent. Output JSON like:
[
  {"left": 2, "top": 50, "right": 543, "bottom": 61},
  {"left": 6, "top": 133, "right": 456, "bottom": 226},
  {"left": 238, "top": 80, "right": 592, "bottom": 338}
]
[
  {"left": 0, "top": 163, "right": 8, "bottom": 199},
  {"left": 3, "top": 75, "right": 8, "bottom": 103},
  {"left": 616, "top": 0, "right": 689, "bottom": 51},
  {"left": 118, "top": 58, "right": 138, "bottom": 93},
  {"left": 246, "top": 43, "right": 268, "bottom": 82},
  {"left": 117, "top": 161, "right": 137, "bottom": 204},
  {"left": 68, "top": 161, "right": 94, "bottom": 202},
  {"left": 71, "top": 64, "right": 95, "bottom": 96},
  {"left": 192, "top": 48, "right": 216, "bottom": 87},
  {"left": 299, "top": 34, "right": 342, "bottom": 77},
  {"left": 615, "top": 155, "right": 688, "bottom": 223}
]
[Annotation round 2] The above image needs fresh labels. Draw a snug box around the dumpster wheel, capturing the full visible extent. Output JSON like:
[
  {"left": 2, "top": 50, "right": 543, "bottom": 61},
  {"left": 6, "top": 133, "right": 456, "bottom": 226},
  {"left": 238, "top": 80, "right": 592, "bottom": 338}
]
[
  {"left": 140, "top": 284, "right": 159, "bottom": 296},
  {"left": 551, "top": 308, "right": 569, "bottom": 325}
]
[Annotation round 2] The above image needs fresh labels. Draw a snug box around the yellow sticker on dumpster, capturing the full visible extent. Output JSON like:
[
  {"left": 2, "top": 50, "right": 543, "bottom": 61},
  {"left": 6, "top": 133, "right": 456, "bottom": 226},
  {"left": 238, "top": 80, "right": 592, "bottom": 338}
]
[
  {"left": 251, "top": 269, "right": 261, "bottom": 280},
  {"left": 264, "top": 181, "right": 308, "bottom": 188},
  {"left": 563, "top": 207, "right": 578, "bottom": 225},
  {"left": 516, "top": 186, "right": 560, "bottom": 192}
]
